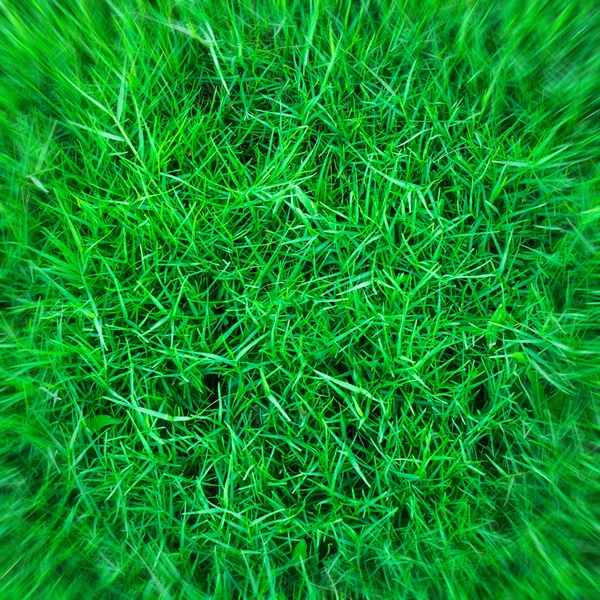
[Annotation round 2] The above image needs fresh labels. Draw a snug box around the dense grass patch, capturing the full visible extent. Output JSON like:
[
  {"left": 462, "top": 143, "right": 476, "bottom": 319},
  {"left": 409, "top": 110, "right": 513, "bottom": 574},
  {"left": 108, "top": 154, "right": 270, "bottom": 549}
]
[{"left": 1, "top": 1, "right": 599, "bottom": 598}]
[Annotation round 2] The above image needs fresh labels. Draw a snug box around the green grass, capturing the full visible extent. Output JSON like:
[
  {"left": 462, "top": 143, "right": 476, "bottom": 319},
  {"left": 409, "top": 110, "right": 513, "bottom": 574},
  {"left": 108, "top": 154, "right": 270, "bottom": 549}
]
[{"left": 1, "top": 0, "right": 599, "bottom": 598}]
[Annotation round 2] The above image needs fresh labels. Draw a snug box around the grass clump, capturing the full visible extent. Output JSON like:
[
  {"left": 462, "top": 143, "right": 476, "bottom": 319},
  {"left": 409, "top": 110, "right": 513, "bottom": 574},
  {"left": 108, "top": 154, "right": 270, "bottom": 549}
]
[{"left": 1, "top": 0, "right": 599, "bottom": 598}]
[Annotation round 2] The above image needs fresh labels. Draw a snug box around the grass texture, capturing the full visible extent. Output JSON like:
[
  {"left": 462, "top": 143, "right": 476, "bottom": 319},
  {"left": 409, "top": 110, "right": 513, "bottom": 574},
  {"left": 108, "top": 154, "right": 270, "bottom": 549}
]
[{"left": 1, "top": 0, "right": 599, "bottom": 598}]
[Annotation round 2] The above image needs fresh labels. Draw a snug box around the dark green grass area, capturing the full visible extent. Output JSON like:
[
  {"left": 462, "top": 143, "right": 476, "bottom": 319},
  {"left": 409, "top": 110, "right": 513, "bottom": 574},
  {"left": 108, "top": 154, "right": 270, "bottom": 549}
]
[{"left": 1, "top": 0, "right": 599, "bottom": 597}]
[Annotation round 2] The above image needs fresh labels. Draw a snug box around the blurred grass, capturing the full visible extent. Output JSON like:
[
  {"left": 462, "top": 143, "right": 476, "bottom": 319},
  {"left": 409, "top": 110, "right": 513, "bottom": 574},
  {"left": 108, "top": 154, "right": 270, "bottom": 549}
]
[{"left": 1, "top": 0, "right": 599, "bottom": 598}]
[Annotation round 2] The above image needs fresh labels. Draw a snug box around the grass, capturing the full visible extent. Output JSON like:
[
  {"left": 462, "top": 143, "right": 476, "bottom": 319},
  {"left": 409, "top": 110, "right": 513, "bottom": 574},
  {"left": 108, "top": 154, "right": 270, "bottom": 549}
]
[{"left": 1, "top": 0, "right": 599, "bottom": 598}]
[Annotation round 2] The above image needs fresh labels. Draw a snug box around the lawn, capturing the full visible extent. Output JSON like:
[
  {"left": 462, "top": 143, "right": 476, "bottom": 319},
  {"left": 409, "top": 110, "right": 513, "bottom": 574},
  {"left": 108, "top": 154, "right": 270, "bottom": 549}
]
[{"left": 1, "top": 0, "right": 599, "bottom": 598}]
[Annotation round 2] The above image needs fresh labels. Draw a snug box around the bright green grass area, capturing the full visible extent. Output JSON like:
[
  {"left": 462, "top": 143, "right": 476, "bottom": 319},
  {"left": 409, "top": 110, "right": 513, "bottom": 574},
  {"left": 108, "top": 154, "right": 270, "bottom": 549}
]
[{"left": 1, "top": 1, "right": 599, "bottom": 598}]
